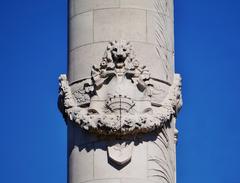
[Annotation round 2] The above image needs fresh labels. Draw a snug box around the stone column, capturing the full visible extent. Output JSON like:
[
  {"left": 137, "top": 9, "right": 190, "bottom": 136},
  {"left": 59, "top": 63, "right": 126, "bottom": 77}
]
[{"left": 58, "top": 1, "right": 182, "bottom": 183}]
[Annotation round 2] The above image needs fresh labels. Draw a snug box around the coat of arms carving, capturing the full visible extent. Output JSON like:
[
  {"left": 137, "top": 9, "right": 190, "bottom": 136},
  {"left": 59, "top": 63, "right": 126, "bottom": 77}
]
[{"left": 58, "top": 40, "right": 182, "bottom": 136}]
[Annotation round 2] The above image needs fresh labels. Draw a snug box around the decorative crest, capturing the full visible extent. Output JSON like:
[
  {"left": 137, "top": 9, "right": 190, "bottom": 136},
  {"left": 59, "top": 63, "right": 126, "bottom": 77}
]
[{"left": 58, "top": 41, "right": 182, "bottom": 136}]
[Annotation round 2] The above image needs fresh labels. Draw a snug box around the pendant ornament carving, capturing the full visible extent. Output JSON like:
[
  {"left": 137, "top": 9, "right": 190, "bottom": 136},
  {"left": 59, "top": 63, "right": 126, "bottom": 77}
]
[
  {"left": 108, "top": 141, "right": 134, "bottom": 166},
  {"left": 58, "top": 41, "right": 182, "bottom": 136}
]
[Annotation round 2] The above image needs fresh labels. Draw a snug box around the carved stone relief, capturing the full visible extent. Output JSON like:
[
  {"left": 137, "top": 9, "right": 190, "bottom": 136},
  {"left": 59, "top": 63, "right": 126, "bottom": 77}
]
[
  {"left": 107, "top": 141, "right": 134, "bottom": 166},
  {"left": 58, "top": 40, "right": 182, "bottom": 136},
  {"left": 147, "top": 128, "right": 175, "bottom": 183}
]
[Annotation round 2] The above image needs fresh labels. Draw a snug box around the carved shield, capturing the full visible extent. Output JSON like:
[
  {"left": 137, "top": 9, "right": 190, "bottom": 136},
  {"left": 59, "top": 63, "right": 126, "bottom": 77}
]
[{"left": 107, "top": 142, "right": 134, "bottom": 166}]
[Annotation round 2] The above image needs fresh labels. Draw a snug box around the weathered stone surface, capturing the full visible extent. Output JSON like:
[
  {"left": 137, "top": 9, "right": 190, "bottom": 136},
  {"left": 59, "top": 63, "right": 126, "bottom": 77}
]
[
  {"left": 70, "top": 12, "right": 93, "bottom": 50},
  {"left": 146, "top": 11, "right": 174, "bottom": 52},
  {"left": 94, "top": 9, "right": 147, "bottom": 42},
  {"left": 80, "top": 180, "right": 121, "bottom": 183},
  {"left": 60, "top": 1, "right": 182, "bottom": 183},
  {"left": 68, "top": 146, "right": 94, "bottom": 183},
  {"left": 72, "top": 0, "right": 120, "bottom": 16},
  {"left": 121, "top": 178, "right": 158, "bottom": 183},
  {"left": 68, "top": 1, "right": 175, "bottom": 84},
  {"left": 120, "top": 0, "right": 155, "bottom": 11},
  {"left": 68, "top": 42, "right": 106, "bottom": 83},
  {"left": 107, "top": 142, "right": 134, "bottom": 166},
  {"left": 69, "top": 42, "right": 174, "bottom": 83},
  {"left": 93, "top": 139, "right": 147, "bottom": 179}
]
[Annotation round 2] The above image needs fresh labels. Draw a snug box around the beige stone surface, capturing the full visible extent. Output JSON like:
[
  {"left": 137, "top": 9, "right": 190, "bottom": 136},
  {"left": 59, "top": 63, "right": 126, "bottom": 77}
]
[
  {"left": 68, "top": 1, "right": 175, "bottom": 84},
  {"left": 93, "top": 141, "right": 147, "bottom": 179},
  {"left": 120, "top": 0, "right": 174, "bottom": 18},
  {"left": 147, "top": 131, "right": 175, "bottom": 183},
  {"left": 120, "top": 0, "right": 155, "bottom": 11},
  {"left": 69, "top": 41, "right": 174, "bottom": 84},
  {"left": 121, "top": 178, "right": 158, "bottom": 183},
  {"left": 80, "top": 179, "right": 121, "bottom": 183},
  {"left": 146, "top": 11, "right": 174, "bottom": 52},
  {"left": 69, "top": 0, "right": 174, "bottom": 18},
  {"left": 94, "top": 9, "right": 146, "bottom": 42},
  {"left": 68, "top": 42, "right": 107, "bottom": 83},
  {"left": 68, "top": 146, "right": 94, "bottom": 183},
  {"left": 64, "top": 1, "right": 180, "bottom": 183},
  {"left": 70, "top": 12, "right": 93, "bottom": 50},
  {"left": 71, "top": 0, "right": 120, "bottom": 16},
  {"left": 71, "top": 125, "right": 99, "bottom": 147},
  {"left": 132, "top": 42, "right": 174, "bottom": 83}
]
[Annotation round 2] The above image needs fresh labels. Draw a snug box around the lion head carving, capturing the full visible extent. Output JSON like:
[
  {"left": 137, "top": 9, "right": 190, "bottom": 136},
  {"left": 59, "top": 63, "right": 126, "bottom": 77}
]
[{"left": 103, "top": 40, "right": 136, "bottom": 68}]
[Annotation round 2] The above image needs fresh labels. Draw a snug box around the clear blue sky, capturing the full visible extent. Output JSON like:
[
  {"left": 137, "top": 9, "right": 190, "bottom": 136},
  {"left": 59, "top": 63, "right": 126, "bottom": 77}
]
[{"left": 0, "top": 0, "right": 240, "bottom": 183}]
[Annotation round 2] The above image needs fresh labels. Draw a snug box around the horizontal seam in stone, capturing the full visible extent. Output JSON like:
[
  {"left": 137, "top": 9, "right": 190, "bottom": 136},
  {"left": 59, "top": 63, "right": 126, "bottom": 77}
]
[
  {"left": 70, "top": 41, "right": 174, "bottom": 54},
  {"left": 80, "top": 178, "right": 121, "bottom": 183},
  {"left": 70, "top": 7, "right": 173, "bottom": 20},
  {"left": 80, "top": 178, "right": 160, "bottom": 183},
  {"left": 121, "top": 178, "right": 162, "bottom": 183}
]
